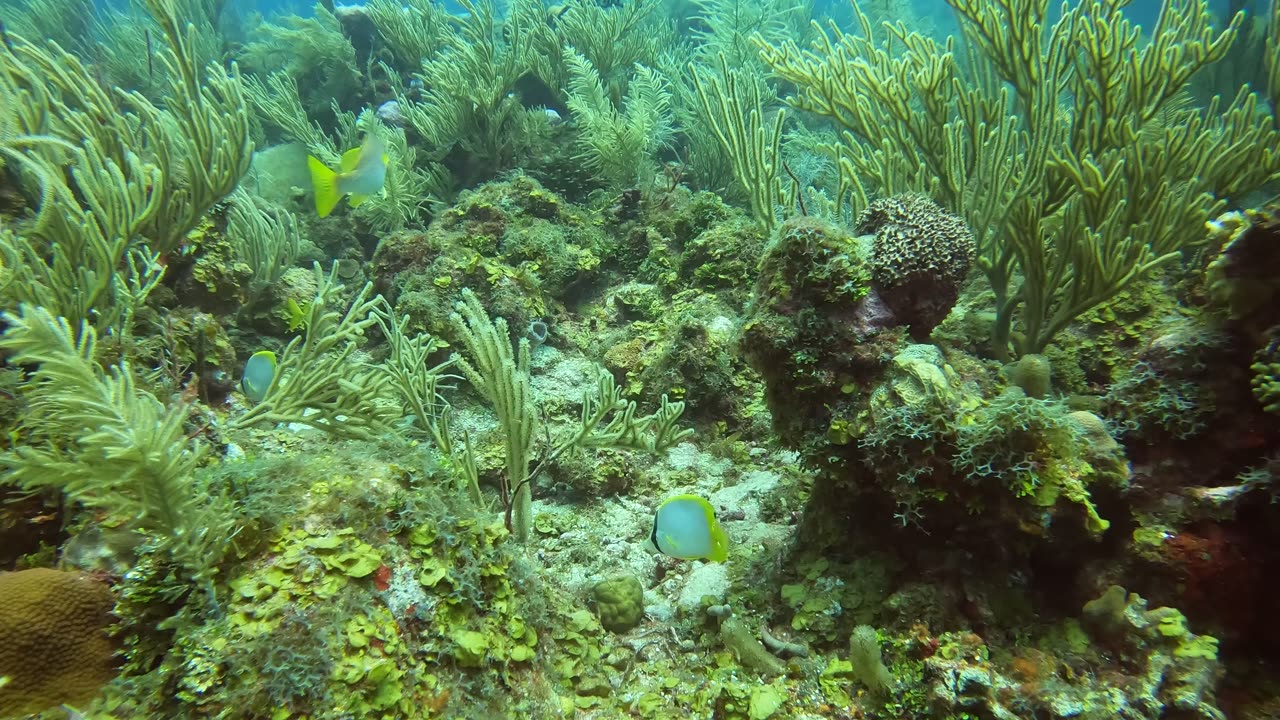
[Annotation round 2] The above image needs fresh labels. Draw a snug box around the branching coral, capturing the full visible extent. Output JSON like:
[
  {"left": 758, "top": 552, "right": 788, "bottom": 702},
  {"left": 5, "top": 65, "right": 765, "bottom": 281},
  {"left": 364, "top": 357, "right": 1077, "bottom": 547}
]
[
  {"left": 691, "top": 54, "right": 786, "bottom": 232},
  {"left": 451, "top": 289, "right": 692, "bottom": 542},
  {"left": 0, "top": 306, "right": 236, "bottom": 581},
  {"left": 366, "top": 0, "right": 451, "bottom": 67},
  {"left": 4, "top": 0, "right": 96, "bottom": 56},
  {"left": 690, "top": 0, "right": 809, "bottom": 71},
  {"left": 133, "top": 0, "right": 254, "bottom": 252},
  {"left": 0, "top": 40, "right": 160, "bottom": 333},
  {"left": 239, "top": 5, "right": 360, "bottom": 116},
  {"left": 243, "top": 72, "right": 341, "bottom": 165},
  {"left": 0, "top": 0, "right": 252, "bottom": 332},
  {"left": 536, "top": 0, "right": 671, "bottom": 101},
  {"left": 398, "top": 0, "right": 546, "bottom": 171},
  {"left": 226, "top": 190, "right": 302, "bottom": 308},
  {"left": 450, "top": 288, "right": 539, "bottom": 541},
  {"left": 90, "top": 1, "right": 218, "bottom": 99},
  {"left": 562, "top": 48, "right": 674, "bottom": 189},
  {"left": 354, "top": 118, "right": 447, "bottom": 232},
  {"left": 372, "top": 304, "right": 476, "bottom": 503},
  {"left": 231, "top": 265, "right": 394, "bottom": 439},
  {"left": 1268, "top": 0, "right": 1280, "bottom": 122},
  {"left": 755, "top": 0, "right": 1280, "bottom": 358},
  {"left": 0, "top": 137, "right": 165, "bottom": 334}
]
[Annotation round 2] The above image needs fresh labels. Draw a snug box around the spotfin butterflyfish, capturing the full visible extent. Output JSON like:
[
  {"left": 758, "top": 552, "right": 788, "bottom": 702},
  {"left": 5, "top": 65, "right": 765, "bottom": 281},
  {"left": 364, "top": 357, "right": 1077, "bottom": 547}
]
[
  {"left": 643, "top": 494, "right": 728, "bottom": 562},
  {"left": 240, "top": 350, "right": 277, "bottom": 403},
  {"left": 307, "top": 135, "right": 389, "bottom": 218}
]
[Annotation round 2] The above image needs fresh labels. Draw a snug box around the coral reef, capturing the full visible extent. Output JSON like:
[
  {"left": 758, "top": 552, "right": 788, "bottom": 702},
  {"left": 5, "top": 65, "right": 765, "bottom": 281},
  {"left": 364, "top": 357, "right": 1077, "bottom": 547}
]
[
  {"left": 372, "top": 176, "right": 608, "bottom": 340},
  {"left": 1, "top": 2, "right": 1278, "bottom": 719}
]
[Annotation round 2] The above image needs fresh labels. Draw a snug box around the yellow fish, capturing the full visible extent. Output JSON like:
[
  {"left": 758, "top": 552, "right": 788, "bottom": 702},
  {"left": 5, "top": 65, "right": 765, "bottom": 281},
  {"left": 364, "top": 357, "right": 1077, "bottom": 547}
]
[
  {"left": 285, "top": 298, "right": 309, "bottom": 332},
  {"left": 307, "top": 136, "right": 389, "bottom": 218}
]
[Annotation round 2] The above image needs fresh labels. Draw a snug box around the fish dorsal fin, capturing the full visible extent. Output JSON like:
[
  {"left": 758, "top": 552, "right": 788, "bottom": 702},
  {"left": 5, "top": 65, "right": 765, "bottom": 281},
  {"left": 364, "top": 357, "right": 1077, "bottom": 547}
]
[
  {"left": 668, "top": 494, "right": 712, "bottom": 513},
  {"left": 340, "top": 147, "right": 363, "bottom": 172}
]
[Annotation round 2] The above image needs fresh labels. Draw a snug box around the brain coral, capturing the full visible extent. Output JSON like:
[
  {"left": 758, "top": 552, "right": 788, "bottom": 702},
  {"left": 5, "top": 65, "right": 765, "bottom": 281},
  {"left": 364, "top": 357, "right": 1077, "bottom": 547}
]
[
  {"left": 856, "top": 194, "right": 976, "bottom": 337},
  {"left": 0, "top": 569, "right": 116, "bottom": 717}
]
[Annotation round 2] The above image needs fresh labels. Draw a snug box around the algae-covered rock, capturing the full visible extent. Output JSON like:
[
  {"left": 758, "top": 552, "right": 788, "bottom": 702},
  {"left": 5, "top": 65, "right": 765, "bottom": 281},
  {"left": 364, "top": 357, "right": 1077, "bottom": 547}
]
[
  {"left": 1252, "top": 339, "right": 1280, "bottom": 415},
  {"left": 741, "top": 215, "right": 899, "bottom": 443},
  {"left": 1076, "top": 586, "right": 1225, "bottom": 720},
  {"left": 1081, "top": 584, "right": 1133, "bottom": 640},
  {"left": 1205, "top": 204, "right": 1280, "bottom": 332},
  {"left": 592, "top": 575, "right": 644, "bottom": 633},
  {"left": 877, "top": 343, "right": 961, "bottom": 411}
]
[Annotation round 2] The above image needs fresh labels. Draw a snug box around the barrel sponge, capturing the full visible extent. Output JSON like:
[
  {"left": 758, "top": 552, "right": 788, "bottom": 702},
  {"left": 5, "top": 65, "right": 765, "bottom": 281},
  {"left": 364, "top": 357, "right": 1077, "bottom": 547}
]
[
  {"left": 856, "top": 194, "right": 976, "bottom": 337},
  {"left": 0, "top": 568, "right": 117, "bottom": 717}
]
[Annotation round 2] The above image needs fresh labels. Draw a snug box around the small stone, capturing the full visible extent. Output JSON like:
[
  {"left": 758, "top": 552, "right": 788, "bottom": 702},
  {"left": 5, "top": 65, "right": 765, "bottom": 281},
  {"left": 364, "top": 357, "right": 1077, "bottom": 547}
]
[{"left": 677, "top": 562, "right": 730, "bottom": 612}]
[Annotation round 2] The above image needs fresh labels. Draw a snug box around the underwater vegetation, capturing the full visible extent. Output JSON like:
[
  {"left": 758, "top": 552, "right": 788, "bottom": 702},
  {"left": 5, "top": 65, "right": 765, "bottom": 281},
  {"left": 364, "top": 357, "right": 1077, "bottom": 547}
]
[{"left": 0, "top": 0, "right": 1279, "bottom": 718}]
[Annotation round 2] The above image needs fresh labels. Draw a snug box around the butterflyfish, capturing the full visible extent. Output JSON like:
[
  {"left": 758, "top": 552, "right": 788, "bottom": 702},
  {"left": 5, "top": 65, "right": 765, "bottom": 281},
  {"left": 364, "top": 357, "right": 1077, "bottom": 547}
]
[
  {"left": 307, "top": 136, "right": 389, "bottom": 218},
  {"left": 241, "top": 350, "right": 277, "bottom": 403},
  {"left": 644, "top": 494, "right": 728, "bottom": 562}
]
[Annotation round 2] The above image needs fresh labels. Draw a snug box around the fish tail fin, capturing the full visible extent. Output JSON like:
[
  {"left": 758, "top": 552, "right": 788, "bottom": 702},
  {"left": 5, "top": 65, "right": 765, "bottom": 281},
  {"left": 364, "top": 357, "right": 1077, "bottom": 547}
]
[{"left": 307, "top": 155, "right": 341, "bottom": 217}]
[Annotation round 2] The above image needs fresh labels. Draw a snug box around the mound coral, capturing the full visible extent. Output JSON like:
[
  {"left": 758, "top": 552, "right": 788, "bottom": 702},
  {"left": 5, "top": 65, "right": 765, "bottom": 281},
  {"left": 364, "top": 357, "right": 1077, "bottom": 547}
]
[
  {"left": 0, "top": 569, "right": 116, "bottom": 717},
  {"left": 592, "top": 575, "right": 644, "bottom": 633},
  {"left": 857, "top": 194, "right": 976, "bottom": 339}
]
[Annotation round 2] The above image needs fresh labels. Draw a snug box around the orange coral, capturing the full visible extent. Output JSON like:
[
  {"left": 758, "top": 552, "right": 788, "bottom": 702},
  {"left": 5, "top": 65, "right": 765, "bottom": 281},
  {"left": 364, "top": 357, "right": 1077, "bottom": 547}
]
[{"left": 0, "top": 568, "right": 117, "bottom": 717}]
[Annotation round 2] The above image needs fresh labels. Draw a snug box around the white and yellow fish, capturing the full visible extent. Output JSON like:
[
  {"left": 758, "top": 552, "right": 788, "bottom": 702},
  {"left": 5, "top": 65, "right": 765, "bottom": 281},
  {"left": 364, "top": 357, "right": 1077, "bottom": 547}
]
[
  {"left": 644, "top": 494, "right": 728, "bottom": 562},
  {"left": 240, "top": 350, "right": 277, "bottom": 403},
  {"left": 307, "top": 136, "right": 389, "bottom": 218}
]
